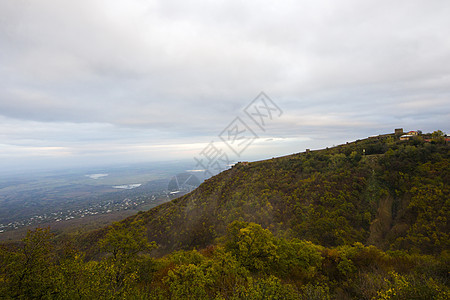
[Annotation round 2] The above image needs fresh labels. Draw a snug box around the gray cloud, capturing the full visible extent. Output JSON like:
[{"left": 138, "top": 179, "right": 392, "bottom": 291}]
[{"left": 0, "top": 0, "right": 449, "bottom": 171}]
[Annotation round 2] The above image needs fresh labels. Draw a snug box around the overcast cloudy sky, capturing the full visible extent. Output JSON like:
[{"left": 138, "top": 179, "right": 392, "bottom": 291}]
[{"left": 1, "top": 0, "right": 449, "bottom": 172}]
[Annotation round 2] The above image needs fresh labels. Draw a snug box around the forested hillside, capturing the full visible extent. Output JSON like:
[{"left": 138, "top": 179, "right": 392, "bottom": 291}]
[
  {"left": 121, "top": 131, "right": 449, "bottom": 256},
  {"left": 1, "top": 131, "right": 448, "bottom": 299}
]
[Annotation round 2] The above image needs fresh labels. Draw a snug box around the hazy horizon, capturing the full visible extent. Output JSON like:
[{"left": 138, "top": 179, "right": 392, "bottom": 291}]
[{"left": 1, "top": 0, "right": 449, "bottom": 173}]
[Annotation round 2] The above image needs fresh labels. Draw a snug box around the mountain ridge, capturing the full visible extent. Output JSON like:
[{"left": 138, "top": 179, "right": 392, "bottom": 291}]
[
  {"left": 2, "top": 130, "right": 448, "bottom": 299},
  {"left": 80, "top": 131, "right": 449, "bottom": 257}
]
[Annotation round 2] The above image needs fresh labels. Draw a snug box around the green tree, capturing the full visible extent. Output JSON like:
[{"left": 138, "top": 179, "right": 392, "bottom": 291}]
[
  {"left": 165, "top": 263, "right": 213, "bottom": 299},
  {"left": 0, "top": 227, "right": 57, "bottom": 298},
  {"left": 431, "top": 130, "right": 446, "bottom": 144},
  {"left": 98, "top": 219, "right": 156, "bottom": 260},
  {"left": 237, "top": 275, "right": 300, "bottom": 300},
  {"left": 276, "top": 238, "right": 323, "bottom": 280},
  {"left": 97, "top": 219, "right": 157, "bottom": 296},
  {"left": 225, "top": 221, "right": 279, "bottom": 273},
  {"left": 207, "top": 246, "right": 249, "bottom": 297}
]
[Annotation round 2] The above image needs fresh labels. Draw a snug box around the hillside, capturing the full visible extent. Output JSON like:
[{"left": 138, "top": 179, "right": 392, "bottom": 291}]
[
  {"left": 1, "top": 131, "right": 448, "bottom": 299},
  {"left": 106, "top": 132, "right": 448, "bottom": 256}
]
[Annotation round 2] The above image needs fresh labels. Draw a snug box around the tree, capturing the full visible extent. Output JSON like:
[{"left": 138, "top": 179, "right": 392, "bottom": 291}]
[
  {"left": 276, "top": 238, "right": 323, "bottom": 280},
  {"left": 97, "top": 219, "right": 157, "bottom": 296},
  {"left": 225, "top": 221, "right": 278, "bottom": 273},
  {"left": 431, "top": 130, "right": 446, "bottom": 144},
  {"left": 0, "top": 227, "right": 57, "bottom": 298},
  {"left": 165, "top": 263, "right": 213, "bottom": 299},
  {"left": 98, "top": 219, "right": 156, "bottom": 260}
]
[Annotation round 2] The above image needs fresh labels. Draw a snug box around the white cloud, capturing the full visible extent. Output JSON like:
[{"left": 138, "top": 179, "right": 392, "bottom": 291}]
[{"left": 0, "top": 0, "right": 449, "bottom": 171}]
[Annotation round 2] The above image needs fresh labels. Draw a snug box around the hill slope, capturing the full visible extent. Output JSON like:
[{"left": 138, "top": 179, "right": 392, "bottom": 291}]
[
  {"left": 3, "top": 132, "right": 448, "bottom": 299},
  {"left": 94, "top": 133, "right": 448, "bottom": 256}
]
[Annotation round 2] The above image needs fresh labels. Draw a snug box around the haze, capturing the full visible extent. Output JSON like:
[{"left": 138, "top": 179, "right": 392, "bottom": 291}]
[{"left": 1, "top": 0, "right": 449, "bottom": 172}]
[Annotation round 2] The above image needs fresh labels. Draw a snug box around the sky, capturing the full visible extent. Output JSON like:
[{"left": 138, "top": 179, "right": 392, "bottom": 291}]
[{"left": 0, "top": 0, "right": 449, "bottom": 173}]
